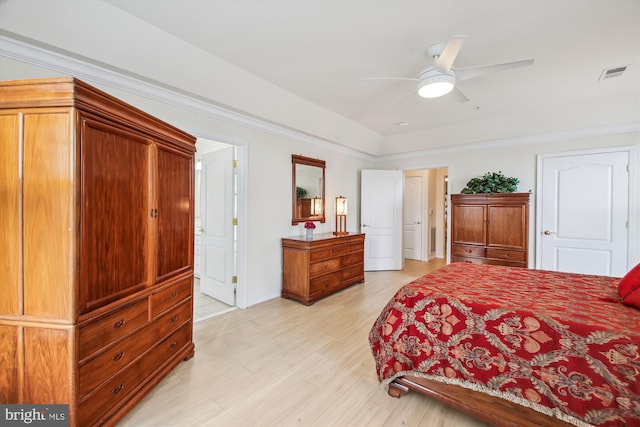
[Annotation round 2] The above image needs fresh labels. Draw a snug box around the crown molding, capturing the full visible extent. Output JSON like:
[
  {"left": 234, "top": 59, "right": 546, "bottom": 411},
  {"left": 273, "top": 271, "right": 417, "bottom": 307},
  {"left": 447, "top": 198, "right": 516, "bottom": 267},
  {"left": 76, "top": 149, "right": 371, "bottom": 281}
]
[
  {"left": 376, "top": 122, "right": 640, "bottom": 161},
  {"left": 0, "top": 32, "right": 375, "bottom": 161}
]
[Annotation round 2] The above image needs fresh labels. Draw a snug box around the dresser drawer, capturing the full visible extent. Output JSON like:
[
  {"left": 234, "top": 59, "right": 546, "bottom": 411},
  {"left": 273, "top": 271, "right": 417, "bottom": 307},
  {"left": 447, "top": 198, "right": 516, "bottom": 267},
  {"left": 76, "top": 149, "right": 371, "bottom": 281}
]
[
  {"left": 331, "top": 245, "right": 349, "bottom": 257},
  {"left": 310, "top": 248, "right": 331, "bottom": 261},
  {"left": 486, "top": 248, "right": 526, "bottom": 262},
  {"left": 341, "top": 264, "right": 364, "bottom": 282},
  {"left": 348, "top": 242, "right": 364, "bottom": 252},
  {"left": 78, "top": 323, "right": 192, "bottom": 426},
  {"left": 309, "top": 272, "right": 340, "bottom": 294},
  {"left": 341, "top": 252, "right": 363, "bottom": 267},
  {"left": 309, "top": 258, "right": 341, "bottom": 277},
  {"left": 79, "top": 299, "right": 149, "bottom": 361},
  {"left": 150, "top": 277, "right": 192, "bottom": 318}
]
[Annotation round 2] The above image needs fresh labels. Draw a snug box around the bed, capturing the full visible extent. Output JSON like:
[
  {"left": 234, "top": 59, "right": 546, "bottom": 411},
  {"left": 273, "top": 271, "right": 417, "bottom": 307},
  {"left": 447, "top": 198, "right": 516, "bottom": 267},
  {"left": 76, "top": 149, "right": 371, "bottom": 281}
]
[{"left": 369, "top": 263, "right": 640, "bottom": 427}]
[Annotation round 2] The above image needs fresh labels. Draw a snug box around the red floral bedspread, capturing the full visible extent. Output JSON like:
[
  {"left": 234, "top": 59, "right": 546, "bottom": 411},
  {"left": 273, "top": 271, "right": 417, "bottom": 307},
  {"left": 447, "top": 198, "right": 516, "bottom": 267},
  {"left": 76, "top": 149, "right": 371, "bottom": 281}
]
[{"left": 369, "top": 263, "right": 640, "bottom": 427}]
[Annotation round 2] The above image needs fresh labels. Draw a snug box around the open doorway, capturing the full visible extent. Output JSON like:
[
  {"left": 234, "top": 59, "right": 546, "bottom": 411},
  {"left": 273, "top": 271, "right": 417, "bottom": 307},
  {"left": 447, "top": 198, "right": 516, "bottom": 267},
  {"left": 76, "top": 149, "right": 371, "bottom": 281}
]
[
  {"left": 403, "top": 167, "right": 448, "bottom": 262},
  {"left": 193, "top": 138, "right": 238, "bottom": 322}
]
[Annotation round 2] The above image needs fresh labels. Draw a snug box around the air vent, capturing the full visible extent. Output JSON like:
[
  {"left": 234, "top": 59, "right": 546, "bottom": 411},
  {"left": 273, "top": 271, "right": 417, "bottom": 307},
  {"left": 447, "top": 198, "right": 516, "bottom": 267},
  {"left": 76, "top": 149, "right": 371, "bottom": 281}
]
[{"left": 599, "top": 66, "right": 627, "bottom": 80}]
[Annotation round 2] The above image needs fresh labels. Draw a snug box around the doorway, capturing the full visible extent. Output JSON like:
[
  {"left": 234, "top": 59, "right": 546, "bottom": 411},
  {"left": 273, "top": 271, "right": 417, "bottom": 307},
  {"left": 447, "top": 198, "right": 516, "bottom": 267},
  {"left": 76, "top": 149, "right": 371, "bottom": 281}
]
[
  {"left": 193, "top": 138, "right": 240, "bottom": 322},
  {"left": 403, "top": 168, "right": 448, "bottom": 262}
]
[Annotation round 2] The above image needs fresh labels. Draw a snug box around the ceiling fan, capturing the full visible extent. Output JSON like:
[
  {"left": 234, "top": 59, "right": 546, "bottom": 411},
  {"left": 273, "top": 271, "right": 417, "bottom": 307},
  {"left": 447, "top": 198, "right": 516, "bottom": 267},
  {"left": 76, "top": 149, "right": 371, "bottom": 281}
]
[{"left": 364, "top": 35, "right": 534, "bottom": 103}]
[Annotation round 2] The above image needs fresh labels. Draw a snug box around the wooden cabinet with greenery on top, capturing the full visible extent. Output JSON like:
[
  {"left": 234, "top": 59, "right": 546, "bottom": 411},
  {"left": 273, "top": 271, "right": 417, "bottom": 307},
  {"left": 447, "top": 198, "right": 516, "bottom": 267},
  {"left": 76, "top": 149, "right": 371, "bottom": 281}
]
[
  {"left": 450, "top": 193, "right": 530, "bottom": 267},
  {"left": 0, "top": 77, "right": 196, "bottom": 426}
]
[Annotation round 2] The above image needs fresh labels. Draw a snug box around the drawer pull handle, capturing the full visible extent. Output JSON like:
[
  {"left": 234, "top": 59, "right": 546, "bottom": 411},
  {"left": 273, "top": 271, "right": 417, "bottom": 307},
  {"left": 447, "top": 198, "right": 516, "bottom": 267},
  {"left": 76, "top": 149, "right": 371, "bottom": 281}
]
[
  {"left": 113, "top": 384, "right": 124, "bottom": 395},
  {"left": 113, "top": 319, "right": 125, "bottom": 329},
  {"left": 465, "top": 249, "right": 471, "bottom": 253},
  {"left": 170, "top": 315, "right": 178, "bottom": 323},
  {"left": 170, "top": 341, "right": 177, "bottom": 349},
  {"left": 113, "top": 351, "right": 124, "bottom": 362},
  {"left": 171, "top": 291, "right": 178, "bottom": 298}
]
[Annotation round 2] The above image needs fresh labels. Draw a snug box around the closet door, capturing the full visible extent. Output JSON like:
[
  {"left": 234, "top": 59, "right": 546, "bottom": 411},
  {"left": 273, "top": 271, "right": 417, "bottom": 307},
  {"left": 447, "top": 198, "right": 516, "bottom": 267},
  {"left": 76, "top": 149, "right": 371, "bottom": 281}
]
[
  {"left": 79, "top": 116, "right": 152, "bottom": 313},
  {"left": 156, "top": 145, "right": 193, "bottom": 281}
]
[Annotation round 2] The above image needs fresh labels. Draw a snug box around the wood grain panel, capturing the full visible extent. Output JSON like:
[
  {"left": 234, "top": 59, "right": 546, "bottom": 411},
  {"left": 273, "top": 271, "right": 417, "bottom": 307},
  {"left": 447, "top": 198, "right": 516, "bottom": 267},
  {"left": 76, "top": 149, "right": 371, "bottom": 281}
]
[
  {"left": 23, "top": 326, "right": 73, "bottom": 404},
  {"left": 156, "top": 147, "right": 193, "bottom": 280},
  {"left": 79, "top": 117, "right": 150, "bottom": 313},
  {"left": 23, "top": 111, "right": 72, "bottom": 319},
  {"left": 487, "top": 204, "right": 527, "bottom": 248},
  {"left": 0, "top": 325, "right": 19, "bottom": 402},
  {"left": 0, "top": 113, "right": 20, "bottom": 315},
  {"left": 452, "top": 205, "right": 486, "bottom": 245}
]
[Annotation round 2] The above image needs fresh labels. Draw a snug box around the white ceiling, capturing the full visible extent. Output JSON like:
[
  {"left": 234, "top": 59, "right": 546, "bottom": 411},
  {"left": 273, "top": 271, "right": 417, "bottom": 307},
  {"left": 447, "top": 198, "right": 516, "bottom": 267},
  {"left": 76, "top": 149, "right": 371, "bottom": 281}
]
[
  {"left": 104, "top": 0, "right": 639, "bottom": 138},
  {"left": 1, "top": 1, "right": 638, "bottom": 155}
]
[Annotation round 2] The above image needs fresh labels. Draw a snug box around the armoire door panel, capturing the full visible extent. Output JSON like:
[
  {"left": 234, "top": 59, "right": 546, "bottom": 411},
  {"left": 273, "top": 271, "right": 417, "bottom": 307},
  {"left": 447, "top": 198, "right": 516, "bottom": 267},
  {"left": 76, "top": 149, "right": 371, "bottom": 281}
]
[
  {"left": 23, "top": 111, "right": 73, "bottom": 319},
  {"left": 79, "top": 118, "right": 151, "bottom": 313},
  {"left": 487, "top": 205, "right": 526, "bottom": 249},
  {"left": 156, "top": 147, "right": 193, "bottom": 280},
  {"left": 452, "top": 205, "right": 486, "bottom": 245},
  {"left": 0, "top": 114, "right": 20, "bottom": 315}
]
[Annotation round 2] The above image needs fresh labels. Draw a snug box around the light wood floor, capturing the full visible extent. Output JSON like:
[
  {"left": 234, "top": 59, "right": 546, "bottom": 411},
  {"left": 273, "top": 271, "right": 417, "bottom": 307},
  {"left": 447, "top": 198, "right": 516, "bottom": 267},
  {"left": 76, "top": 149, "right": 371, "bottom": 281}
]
[{"left": 118, "top": 259, "right": 490, "bottom": 427}]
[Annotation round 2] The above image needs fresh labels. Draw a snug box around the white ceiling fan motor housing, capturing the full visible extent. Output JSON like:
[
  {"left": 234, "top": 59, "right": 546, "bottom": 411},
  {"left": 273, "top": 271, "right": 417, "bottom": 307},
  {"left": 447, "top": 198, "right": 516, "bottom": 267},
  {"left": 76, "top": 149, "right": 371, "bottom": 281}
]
[{"left": 417, "top": 68, "right": 456, "bottom": 98}]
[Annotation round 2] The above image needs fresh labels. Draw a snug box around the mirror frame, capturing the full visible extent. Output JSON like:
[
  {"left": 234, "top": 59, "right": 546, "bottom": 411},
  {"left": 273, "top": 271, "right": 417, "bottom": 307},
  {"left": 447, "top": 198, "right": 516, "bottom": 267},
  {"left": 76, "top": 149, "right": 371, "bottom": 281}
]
[{"left": 292, "top": 154, "right": 326, "bottom": 225}]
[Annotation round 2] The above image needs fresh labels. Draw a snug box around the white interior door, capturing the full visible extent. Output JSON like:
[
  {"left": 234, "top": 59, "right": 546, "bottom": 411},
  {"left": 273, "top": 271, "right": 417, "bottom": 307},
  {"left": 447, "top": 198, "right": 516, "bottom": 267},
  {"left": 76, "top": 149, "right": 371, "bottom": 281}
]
[
  {"left": 361, "top": 169, "right": 403, "bottom": 271},
  {"left": 200, "top": 147, "right": 235, "bottom": 305},
  {"left": 537, "top": 149, "right": 629, "bottom": 276},
  {"left": 403, "top": 176, "right": 423, "bottom": 260}
]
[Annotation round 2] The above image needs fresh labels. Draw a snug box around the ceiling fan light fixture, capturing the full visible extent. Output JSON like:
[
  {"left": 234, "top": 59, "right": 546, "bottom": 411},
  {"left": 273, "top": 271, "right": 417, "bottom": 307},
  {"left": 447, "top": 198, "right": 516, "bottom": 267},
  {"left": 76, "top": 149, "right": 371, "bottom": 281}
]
[{"left": 417, "top": 73, "right": 455, "bottom": 98}]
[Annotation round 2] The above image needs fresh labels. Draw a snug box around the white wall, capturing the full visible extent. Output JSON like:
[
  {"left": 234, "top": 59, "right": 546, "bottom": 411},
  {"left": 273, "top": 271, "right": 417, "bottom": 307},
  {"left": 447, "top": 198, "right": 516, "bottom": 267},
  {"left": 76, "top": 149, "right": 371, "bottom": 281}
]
[
  {"left": 0, "top": 56, "right": 374, "bottom": 308},
  {"left": 373, "top": 131, "right": 640, "bottom": 268}
]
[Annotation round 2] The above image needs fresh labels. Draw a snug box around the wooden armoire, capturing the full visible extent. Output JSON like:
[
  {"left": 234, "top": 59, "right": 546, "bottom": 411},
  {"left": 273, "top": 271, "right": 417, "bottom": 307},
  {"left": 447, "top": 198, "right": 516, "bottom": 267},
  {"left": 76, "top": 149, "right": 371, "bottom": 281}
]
[
  {"left": 0, "top": 78, "right": 196, "bottom": 426},
  {"left": 450, "top": 193, "right": 530, "bottom": 267}
]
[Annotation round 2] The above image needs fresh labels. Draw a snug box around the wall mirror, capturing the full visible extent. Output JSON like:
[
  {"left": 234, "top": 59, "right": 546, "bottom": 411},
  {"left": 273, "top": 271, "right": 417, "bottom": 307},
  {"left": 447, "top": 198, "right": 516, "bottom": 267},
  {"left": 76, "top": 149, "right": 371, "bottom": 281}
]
[{"left": 292, "top": 154, "right": 325, "bottom": 224}]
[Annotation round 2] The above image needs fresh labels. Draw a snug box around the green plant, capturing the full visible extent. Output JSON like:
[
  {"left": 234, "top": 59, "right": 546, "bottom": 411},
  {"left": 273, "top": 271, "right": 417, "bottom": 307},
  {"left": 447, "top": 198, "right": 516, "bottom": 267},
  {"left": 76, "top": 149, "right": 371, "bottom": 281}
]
[
  {"left": 461, "top": 171, "right": 519, "bottom": 194},
  {"left": 296, "top": 186, "right": 307, "bottom": 198}
]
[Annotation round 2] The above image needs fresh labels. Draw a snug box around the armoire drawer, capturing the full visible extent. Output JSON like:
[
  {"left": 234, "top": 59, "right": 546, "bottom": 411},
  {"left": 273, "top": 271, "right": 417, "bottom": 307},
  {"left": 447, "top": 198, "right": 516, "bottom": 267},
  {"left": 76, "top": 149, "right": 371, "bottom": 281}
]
[
  {"left": 486, "top": 248, "right": 526, "bottom": 262},
  {"left": 79, "top": 324, "right": 192, "bottom": 426},
  {"left": 309, "top": 272, "right": 340, "bottom": 294},
  {"left": 451, "top": 255, "right": 487, "bottom": 265},
  {"left": 309, "top": 258, "right": 341, "bottom": 277},
  {"left": 452, "top": 245, "right": 485, "bottom": 258},
  {"left": 79, "top": 299, "right": 149, "bottom": 361},
  {"left": 150, "top": 277, "right": 192, "bottom": 318},
  {"left": 78, "top": 300, "right": 192, "bottom": 397}
]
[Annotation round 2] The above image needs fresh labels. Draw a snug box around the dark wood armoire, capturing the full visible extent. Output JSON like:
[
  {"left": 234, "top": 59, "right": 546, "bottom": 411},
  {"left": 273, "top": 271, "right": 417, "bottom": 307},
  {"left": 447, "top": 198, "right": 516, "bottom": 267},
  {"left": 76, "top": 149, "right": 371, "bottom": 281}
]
[
  {"left": 0, "top": 77, "right": 196, "bottom": 426},
  {"left": 450, "top": 193, "right": 530, "bottom": 268}
]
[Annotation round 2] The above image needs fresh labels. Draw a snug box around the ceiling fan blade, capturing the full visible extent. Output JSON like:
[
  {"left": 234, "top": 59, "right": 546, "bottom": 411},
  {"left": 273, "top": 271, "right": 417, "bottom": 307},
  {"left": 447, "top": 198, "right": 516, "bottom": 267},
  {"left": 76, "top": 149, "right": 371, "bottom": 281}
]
[
  {"left": 384, "top": 87, "right": 418, "bottom": 110},
  {"left": 451, "top": 87, "right": 470, "bottom": 103},
  {"left": 434, "top": 35, "right": 466, "bottom": 73},
  {"left": 361, "top": 77, "right": 421, "bottom": 82},
  {"left": 456, "top": 59, "right": 534, "bottom": 81}
]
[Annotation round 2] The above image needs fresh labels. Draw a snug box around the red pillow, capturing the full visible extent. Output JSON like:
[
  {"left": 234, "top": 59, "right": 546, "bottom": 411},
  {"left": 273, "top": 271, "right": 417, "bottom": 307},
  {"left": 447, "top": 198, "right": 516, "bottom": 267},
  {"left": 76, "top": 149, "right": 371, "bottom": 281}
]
[
  {"left": 618, "top": 263, "right": 640, "bottom": 299},
  {"left": 623, "top": 288, "right": 640, "bottom": 309}
]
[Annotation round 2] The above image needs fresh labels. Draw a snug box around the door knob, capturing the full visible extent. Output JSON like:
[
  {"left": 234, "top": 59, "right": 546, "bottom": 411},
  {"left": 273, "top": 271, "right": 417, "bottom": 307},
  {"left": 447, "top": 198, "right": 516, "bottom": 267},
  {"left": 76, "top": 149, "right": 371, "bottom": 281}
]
[
  {"left": 414, "top": 221, "right": 421, "bottom": 224},
  {"left": 198, "top": 226, "right": 205, "bottom": 233},
  {"left": 543, "top": 230, "right": 556, "bottom": 235}
]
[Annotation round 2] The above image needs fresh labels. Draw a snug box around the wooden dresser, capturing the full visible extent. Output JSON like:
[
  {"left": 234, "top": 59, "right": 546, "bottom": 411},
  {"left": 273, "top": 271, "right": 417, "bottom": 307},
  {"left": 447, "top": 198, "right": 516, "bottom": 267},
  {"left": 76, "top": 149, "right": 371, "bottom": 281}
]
[
  {"left": 450, "top": 193, "right": 530, "bottom": 267},
  {"left": 282, "top": 233, "right": 365, "bottom": 305},
  {"left": 0, "top": 77, "right": 196, "bottom": 426}
]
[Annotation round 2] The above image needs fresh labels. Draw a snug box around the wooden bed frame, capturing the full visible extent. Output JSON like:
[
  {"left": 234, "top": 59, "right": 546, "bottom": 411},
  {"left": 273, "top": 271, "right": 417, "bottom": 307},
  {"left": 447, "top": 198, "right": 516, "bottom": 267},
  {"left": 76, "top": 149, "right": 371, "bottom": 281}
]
[{"left": 388, "top": 376, "right": 575, "bottom": 427}]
